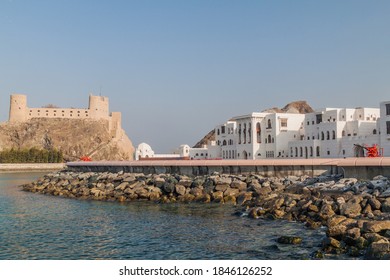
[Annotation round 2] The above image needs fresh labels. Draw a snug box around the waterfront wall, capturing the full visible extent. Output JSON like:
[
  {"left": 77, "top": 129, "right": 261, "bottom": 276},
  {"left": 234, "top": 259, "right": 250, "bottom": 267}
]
[
  {"left": 66, "top": 158, "right": 390, "bottom": 179},
  {"left": 0, "top": 163, "right": 66, "bottom": 172}
]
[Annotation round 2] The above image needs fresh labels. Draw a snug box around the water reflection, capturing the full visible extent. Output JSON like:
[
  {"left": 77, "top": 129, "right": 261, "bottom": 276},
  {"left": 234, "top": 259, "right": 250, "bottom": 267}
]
[{"left": 1, "top": 172, "right": 326, "bottom": 260}]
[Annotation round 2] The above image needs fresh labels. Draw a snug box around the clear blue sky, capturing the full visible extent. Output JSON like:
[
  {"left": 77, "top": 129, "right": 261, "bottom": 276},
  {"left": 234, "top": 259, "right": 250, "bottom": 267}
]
[{"left": 1, "top": 0, "right": 389, "bottom": 152}]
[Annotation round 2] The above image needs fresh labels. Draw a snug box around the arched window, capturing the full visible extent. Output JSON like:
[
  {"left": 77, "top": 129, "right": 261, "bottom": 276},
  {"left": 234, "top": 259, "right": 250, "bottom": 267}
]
[
  {"left": 248, "top": 123, "right": 252, "bottom": 144},
  {"left": 267, "top": 119, "right": 272, "bottom": 129},
  {"left": 243, "top": 123, "right": 247, "bottom": 144},
  {"left": 228, "top": 150, "right": 231, "bottom": 159},
  {"left": 238, "top": 124, "right": 242, "bottom": 144},
  {"left": 300, "top": 147, "right": 303, "bottom": 157},
  {"left": 326, "top": 131, "right": 330, "bottom": 140},
  {"left": 268, "top": 135, "right": 272, "bottom": 143},
  {"left": 321, "top": 132, "right": 325, "bottom": 140},
  {"left": 316, "top": 146, "right": 320, "bottom": 157},
  {"left": 310, "top": 147, "right": 313, "bottom": 157},
  {"left": 332, "top": 130, "right": 336, "bottom": 139},
  {"left": 373, "top": 129, "right": 377, "bottom": 135},
  {"left": 295, "top": 147, "right": 298, "bottom": 157},
  {"left": 256, "top": 122, "right": 261, "bottom": 143},
  {"left": 217, "top": 129, "right": 220, "bottom": 135},
  {"left": 222, "top": 140, "right": 227, "bottom": 146}
]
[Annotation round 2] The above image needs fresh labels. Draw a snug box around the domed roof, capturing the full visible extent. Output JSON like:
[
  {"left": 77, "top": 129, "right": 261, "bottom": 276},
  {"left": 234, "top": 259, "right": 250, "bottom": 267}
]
[{"left": 137, "top": 142, "right": 152, "bottom": 151}]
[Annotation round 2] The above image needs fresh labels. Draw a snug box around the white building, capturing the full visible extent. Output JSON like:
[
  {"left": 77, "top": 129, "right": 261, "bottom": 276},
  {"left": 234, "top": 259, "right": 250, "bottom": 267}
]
[
  {"left": 215, "top": 112, "right": 305, "bottom": 159},
  {"left": 288, "top": 107, "right": 380, "bottom": 158},
  {"left": 136, "top": 101, "right": 390, "bottom": 161}
]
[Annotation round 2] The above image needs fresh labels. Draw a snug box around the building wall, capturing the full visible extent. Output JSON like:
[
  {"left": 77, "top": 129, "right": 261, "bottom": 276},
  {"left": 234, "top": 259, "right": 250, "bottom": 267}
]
[{"left": 380, "top": 101, "right": 390, "bottom": 156}]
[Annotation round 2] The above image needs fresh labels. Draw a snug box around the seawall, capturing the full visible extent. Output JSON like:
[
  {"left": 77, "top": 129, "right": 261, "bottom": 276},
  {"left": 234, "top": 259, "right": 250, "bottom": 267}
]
[
  {"left": 0, "top": 163, "right": 66, "bottom": 172},
  {"left": 66, "top": 158, "right": 390, "bottom": 179}
]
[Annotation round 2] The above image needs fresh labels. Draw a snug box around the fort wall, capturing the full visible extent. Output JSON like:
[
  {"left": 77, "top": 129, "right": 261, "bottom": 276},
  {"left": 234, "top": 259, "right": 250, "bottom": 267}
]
[{"left": 8, "top": 93, "right": 122, "bottom": 140}]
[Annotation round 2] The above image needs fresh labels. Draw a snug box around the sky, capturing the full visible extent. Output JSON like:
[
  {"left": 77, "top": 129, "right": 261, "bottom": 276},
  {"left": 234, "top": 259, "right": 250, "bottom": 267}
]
[{"left": 1, "top": 0, "right": 390, "bottom": 153}]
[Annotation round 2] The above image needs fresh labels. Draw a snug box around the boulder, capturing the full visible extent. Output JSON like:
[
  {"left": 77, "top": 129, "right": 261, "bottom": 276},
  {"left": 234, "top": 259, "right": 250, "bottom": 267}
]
[
  {"left": 340, "top": 199, "right": 362, "bottom": 218},
  {"left": 277, "top": 236, "right": 302, "bottom": 245},
  {"left": 215, "top": 184, "right": 229, "bottom": 192},
  {"left": 381, "top": 198, "right": 390, "bottom": 212},
  {"left": 363, "top": 221, "right": 390, "bottom": 233},
  {"left": 175, "top": 185, "right": 187, "bottom": 196},
  {"left": 224, "top": 187, "right": 240, "bottom": 197},
  {"left": 230, "top": 180, "right": 247, "bottom": 191},
  {"left": 368, "top": 197, "right": 382, "bottom": 211},
  {"left": 366, "top": 239, "right": 390, "bottom": 259},
  {"left": 236, "top": 192, "right": 253, "bottom": 206}
]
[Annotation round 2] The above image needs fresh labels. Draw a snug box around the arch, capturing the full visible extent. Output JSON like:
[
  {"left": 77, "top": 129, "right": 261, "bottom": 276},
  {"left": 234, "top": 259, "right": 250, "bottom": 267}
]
[
  {"left": 373, "top": 129, "right": 377, "bottom": 135},
  {"left": 222, "top": 140, "right": 227, "bottom": 146},
  {"left": 321, "top": 132, "right": 325, "bottom": 140},
  {"left": 326, "top": 131, "right": 330, "bottom": 140},
  {"left": 242, "top": 150, "right": 248, "bottom": 159},
  {"left": 268, "top": 134, "right": 272, "bottom": 143},
  {"left": 256, "top": 122, "right": 261, "bottom": 143},
  {"left": 332, "top": 130, "right": 336, "bottom": 139},
  {"left": 310, "top": 146, "right": 313, "bottom": 157},
  {"left": 316, "top": 146, "right": 320, "bottom": 157},
  {"left": 305, "top": 147, "right": 308, "bottom": 159},
  {"left": 300, "top": 147, "right": 303, "bottom": 157},
  {"left": 228, "top": 150, "right": 231, "bottom": 159},
  {"left": 267, "top": 119, "right": 272, "bottom": 129}
]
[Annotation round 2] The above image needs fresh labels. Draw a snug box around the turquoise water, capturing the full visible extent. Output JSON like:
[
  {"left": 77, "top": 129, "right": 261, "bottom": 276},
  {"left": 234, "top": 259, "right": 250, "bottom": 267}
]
[{"left": 0, "top": 172, "right": 326, "bottom": 260}]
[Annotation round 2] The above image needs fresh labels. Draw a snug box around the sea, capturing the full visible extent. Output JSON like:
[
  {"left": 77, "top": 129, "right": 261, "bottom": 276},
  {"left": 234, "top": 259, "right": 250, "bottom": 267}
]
[{"left": 0, "top": 172, "right": 328, "bottom": 260}]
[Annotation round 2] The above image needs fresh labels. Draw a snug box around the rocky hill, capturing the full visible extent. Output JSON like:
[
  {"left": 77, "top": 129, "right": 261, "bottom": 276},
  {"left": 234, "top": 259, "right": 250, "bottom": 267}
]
[
  {"left": 193, "top": 101, "right": 314, "bottom": 148},
  {"left": 0, "top": 118, "right": 134, "bottom": 161}
]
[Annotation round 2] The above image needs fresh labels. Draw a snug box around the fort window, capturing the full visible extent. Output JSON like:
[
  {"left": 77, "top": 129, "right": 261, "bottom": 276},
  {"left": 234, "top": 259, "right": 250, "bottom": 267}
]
[
  {"left": 268, "top": 135, "right": 271, "bottom": 143},
  {"left": 295, "top": 147, "right": 298, "bottom": 157},
  {"left": 327, "top": 151, "right": 330, "bottom": 155},
  {"left": 222, "top": 140, "right": 227, "bottom": 146},
  {"left": 221, "top": 126, "right": 226, "bottom": 134}
]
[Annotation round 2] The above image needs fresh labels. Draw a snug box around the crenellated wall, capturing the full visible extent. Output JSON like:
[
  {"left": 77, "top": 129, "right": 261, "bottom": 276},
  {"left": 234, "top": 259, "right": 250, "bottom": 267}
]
[{"left": 8, "top": 93, "right": 122, "bottom": 140}]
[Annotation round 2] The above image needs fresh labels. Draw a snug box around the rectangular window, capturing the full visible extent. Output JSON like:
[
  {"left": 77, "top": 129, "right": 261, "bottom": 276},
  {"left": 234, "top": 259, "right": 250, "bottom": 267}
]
[
  {"left": 386, "top": 104, "right": 390, "bottom": 116},
  {"left": 316, "top": 114, "right": 322, "bottom": 124},
  {"left": 387, "top": 121, "right": 390, "bottom": 135},
  {"left": 280, "top": 118, "right": 288, "bottom": 127},
  {"left": 221, "top": 126, "right": 226, "bottom": 134}
]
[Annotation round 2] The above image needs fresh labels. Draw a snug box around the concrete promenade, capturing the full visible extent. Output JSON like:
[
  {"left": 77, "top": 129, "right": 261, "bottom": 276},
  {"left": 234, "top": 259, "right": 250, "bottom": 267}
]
[
  {"left": 0, "top": 163, "right": 66, "bottom": 172},
  {"left": 66, "top": 158, "right": 390, "bottom": 179}
]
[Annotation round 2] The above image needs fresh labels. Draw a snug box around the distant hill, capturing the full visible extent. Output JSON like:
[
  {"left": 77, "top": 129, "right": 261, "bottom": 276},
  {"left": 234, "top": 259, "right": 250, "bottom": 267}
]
[
  {"left": 0, "top": 118, "right": 134, "bottom": 161},
  {"left": 193, "top": 101, "right": 314, "bottom": 148}
]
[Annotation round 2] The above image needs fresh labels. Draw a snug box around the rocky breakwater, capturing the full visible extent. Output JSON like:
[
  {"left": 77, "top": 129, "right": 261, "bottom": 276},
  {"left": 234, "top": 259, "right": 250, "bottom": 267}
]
[{"left": 21, "top": 171, "right": 390, "bottom": 259}]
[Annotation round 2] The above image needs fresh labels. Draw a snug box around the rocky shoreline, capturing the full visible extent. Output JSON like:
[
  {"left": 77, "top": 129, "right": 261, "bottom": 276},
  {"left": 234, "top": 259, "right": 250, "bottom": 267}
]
[{"left": 21, "top": 171, "right": 390, "bottom": 259}]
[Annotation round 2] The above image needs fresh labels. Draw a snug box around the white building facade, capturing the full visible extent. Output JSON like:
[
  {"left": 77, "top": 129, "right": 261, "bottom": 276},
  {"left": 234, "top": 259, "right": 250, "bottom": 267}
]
[{"left": 136, "top": 101, "right": 390, "bottom": 161}]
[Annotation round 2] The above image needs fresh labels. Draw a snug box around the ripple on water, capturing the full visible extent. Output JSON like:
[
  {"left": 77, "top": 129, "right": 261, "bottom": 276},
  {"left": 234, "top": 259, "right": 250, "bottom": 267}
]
[{"left": 1, "top": 173, "right": 328, "bottom": 260}]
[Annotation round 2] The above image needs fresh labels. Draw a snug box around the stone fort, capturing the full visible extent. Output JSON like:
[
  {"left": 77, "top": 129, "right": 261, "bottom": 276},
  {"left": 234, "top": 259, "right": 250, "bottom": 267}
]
[{"left": 8, "top": 94, "right": 122, "bottom": 139}]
